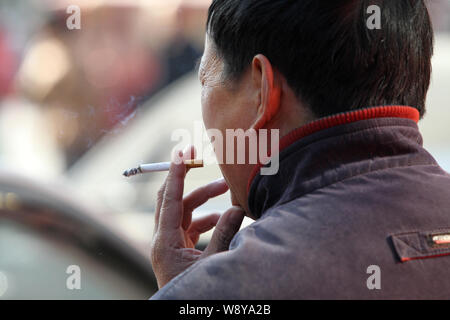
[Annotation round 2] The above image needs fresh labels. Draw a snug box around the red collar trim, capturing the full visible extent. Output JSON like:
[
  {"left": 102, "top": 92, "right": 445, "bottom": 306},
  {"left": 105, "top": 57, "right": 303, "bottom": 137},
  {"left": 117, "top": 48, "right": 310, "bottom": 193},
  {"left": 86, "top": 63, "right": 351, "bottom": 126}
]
[{"left": 247, "top": 105, "right": 420, "bottom": 192}]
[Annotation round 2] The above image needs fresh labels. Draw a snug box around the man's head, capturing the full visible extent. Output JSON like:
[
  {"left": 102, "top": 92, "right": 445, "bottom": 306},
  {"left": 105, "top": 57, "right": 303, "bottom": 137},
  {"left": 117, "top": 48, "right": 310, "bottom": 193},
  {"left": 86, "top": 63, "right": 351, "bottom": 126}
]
[{"left": 198, "top": 0, "right": 434, "bottom": 212}]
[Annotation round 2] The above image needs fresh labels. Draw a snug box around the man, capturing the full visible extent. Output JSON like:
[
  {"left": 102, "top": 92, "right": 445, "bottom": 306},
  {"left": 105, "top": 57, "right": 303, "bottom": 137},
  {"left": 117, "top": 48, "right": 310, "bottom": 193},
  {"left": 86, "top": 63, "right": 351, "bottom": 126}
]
[{"left": 150, "top": 0, "right": 450, "bottom": 299}]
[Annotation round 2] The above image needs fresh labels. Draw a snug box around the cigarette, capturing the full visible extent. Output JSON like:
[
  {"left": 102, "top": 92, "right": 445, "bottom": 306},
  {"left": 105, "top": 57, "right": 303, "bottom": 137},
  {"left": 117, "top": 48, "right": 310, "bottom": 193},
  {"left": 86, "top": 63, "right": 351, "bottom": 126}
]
[{"left": 123, "top": 160, "right": 204, "bottom": 177}]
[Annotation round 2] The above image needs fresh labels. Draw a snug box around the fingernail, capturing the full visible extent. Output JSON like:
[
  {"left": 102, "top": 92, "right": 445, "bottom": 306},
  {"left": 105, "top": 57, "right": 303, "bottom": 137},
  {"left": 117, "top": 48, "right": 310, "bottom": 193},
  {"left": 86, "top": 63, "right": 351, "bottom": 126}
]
[
  {"left": 172, "top": 150, "right": 184, "bottom": 164},
  {"left": 182, "top": 145, "right": 196, "bottom": 160}
]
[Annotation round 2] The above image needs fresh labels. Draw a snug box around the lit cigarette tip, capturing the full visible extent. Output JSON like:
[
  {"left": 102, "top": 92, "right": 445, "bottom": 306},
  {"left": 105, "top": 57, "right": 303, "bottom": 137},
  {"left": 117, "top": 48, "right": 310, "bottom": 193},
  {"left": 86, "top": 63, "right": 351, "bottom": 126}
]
[{"left": 123, "top": 167, "right": 142, "bottom": 178}]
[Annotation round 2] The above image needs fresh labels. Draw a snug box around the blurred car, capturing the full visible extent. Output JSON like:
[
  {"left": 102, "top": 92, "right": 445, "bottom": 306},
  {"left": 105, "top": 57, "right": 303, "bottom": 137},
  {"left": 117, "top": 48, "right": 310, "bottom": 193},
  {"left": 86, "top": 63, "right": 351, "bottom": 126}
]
[{"left": 0, "top": 170, "right": 158, "bottom": 299}]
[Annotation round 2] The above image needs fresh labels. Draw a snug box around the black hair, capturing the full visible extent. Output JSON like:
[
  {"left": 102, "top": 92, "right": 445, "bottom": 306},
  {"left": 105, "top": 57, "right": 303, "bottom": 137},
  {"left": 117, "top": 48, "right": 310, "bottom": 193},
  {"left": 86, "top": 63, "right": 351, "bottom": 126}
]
[{"left": 207, "top": 0, "right": 434, "bottom": 118}]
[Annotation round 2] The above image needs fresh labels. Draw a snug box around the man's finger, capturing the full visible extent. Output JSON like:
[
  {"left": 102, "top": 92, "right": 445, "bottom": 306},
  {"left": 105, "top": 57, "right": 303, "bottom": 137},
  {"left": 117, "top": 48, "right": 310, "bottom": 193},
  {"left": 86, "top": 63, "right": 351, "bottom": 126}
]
[
  {"left": 182, "top": 179, "right": 229, "bottom": 230},
  {"left": 187, "top": 213, "right": 221, "bottom": 235},
  {"left": 182, "top": 145, "right": 196, "bottom": 161},
  {"left": 203, "top": 206, "right": 245, "bottom": 257},
  {"left": 159, "top": 151, "right": 187, "bottom": 230},
  {"left": 154, "top": 180, "right": 167, "bottom": 233},
  {"left": 184, "top": 179, "right": 229, "bottom": 212}
]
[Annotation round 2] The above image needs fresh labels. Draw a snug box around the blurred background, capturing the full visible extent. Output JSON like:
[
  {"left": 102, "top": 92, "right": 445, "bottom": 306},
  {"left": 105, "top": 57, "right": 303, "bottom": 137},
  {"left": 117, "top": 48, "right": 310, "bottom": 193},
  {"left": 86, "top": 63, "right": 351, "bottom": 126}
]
[{"left": 0, "top": 0, "right": 449, "bottom": 299}]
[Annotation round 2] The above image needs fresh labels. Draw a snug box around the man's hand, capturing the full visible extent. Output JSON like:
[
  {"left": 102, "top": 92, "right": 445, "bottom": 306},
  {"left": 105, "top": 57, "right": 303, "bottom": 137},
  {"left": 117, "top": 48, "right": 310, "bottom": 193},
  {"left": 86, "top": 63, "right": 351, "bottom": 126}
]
[{"left": 150, "top": 148, "right": 245, "bottom": 289}]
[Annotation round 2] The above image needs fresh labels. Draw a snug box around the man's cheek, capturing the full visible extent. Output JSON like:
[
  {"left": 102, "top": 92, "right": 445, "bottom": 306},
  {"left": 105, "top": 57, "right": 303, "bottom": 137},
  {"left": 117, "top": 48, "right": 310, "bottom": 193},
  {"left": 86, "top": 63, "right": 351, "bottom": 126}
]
[{"left": 201, "top": 93, "right": 217, "bottom": 129}]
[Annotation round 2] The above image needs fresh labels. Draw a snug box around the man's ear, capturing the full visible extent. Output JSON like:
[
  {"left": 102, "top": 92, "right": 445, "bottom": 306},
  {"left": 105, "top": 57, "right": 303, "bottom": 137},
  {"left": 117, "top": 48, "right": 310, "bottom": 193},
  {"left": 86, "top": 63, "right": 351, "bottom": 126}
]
[{"left": 251, "top": 54, "right": 282, "bottom": 130}]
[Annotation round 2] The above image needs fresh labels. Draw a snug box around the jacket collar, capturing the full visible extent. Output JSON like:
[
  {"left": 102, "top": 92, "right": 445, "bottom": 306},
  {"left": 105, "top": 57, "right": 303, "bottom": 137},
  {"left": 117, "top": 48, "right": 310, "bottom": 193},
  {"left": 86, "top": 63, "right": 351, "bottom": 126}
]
[{"left": 247, "top": 106, "right": 432, "bottom": 219}]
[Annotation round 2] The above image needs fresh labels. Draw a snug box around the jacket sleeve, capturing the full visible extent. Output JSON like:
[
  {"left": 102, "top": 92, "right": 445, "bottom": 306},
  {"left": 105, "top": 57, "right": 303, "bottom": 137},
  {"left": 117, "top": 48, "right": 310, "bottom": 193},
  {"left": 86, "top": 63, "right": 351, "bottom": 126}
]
[
  {"left": 149, "top": 249, "right": 247, "bottom": 300},
  {"left": 149, "top": 225, "right": 266, "bottom": 300},
  {"left": 149, "top": 223, "right": 284, "bottom": 300}
]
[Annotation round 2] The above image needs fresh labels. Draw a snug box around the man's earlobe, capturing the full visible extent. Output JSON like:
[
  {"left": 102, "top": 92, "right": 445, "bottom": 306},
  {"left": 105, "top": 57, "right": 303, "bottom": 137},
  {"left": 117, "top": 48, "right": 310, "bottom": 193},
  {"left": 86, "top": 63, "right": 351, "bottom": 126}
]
[{"left": 251, "top": 54, "right": 282, "bottom": 130}]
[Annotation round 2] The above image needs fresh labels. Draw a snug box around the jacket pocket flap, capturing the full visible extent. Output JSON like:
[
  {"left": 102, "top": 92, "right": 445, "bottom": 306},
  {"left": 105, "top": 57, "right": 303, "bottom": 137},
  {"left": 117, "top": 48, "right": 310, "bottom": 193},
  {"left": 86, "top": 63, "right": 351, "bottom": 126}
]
[{"left": 391, "top": 229, "right": 450, "bottom": 262}]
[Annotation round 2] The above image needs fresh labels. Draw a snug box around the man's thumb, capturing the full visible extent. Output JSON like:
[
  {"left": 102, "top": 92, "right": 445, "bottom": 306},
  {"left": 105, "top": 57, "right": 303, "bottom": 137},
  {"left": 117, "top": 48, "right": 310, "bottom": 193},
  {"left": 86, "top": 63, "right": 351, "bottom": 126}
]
[{"left": 203, "top": 206, "right": 245, "bottom": 257}]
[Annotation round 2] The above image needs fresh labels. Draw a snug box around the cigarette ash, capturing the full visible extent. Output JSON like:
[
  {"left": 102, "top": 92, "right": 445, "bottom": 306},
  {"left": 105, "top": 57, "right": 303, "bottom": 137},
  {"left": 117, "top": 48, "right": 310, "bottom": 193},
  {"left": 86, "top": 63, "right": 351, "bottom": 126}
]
[{"left": 123, "top": 166, "right": 142, "bottom": 178}]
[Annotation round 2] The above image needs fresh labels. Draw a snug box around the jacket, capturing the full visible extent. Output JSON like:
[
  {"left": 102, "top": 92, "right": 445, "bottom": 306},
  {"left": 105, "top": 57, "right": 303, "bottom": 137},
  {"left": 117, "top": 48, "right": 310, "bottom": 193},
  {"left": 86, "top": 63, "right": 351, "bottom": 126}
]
[{"left": 151, "top": 105, "right": 450, "bottom": 299}]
